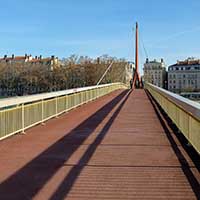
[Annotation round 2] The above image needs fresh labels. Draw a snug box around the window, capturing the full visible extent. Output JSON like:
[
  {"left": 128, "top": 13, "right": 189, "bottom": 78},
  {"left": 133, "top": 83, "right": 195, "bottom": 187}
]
[{"left": 195, "top": 80, "right": 198, "bottom": 88}]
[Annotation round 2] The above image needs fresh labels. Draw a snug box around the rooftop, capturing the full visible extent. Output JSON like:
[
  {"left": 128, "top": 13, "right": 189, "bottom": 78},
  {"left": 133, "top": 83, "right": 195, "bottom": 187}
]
[
  {"left": 0, "top": 54, "right": 58, "bottom": 63},
  {"left": 170, "top": 58, "right": 200, "bottom": 67},
  {"left": 145, "top": 58, "right": 165, "bottom": 64}
]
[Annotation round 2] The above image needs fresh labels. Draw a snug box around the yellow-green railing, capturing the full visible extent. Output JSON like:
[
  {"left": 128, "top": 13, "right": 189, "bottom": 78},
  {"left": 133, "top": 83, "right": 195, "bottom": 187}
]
[
  {"left": 0, "top": 83, "right": 127, "bottom": 140},
  {"left": 145, "top": 83, "right": 200, "bottom": 154}
]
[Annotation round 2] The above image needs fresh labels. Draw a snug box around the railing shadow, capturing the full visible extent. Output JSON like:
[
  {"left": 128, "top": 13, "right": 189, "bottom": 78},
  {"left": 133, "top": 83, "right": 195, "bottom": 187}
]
[
  {"left": 0, "top": 89, "right": 130, "bottom": 199},
  {"left": 49, "top": 89, "right": 131, "bottom": 200},
  {"left": 146, "top": 90, "right": 200, "bottom": 199}
]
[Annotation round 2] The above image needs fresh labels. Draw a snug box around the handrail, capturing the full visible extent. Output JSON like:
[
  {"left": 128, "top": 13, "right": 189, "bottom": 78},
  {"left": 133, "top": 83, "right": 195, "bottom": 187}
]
[
  {"left": 146, "top": 83, "right": 200, "bottom": 122},
  {"left": 0, "top": 82, "right": 127, "bottom": 140},
  {"left": 0, "top": 83, "right": 122, "bottom": 109},
  {"left": 145, "top": 83, "right": 200, "bottom": 154}
]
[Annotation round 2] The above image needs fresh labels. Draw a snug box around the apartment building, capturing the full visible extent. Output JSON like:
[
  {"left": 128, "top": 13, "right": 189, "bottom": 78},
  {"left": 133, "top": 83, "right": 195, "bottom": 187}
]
[
  {"left": 0, "top": 54, "right": 33, "bottom": 63},
  {"left": 168, "top": 58, "right": 200, "bottom": 93},
  {"left": 0, "top": 54, "right": 59, "bottom": 70},
  {"left": 143, "top": 58, "right": 167, "bottom": 88}
]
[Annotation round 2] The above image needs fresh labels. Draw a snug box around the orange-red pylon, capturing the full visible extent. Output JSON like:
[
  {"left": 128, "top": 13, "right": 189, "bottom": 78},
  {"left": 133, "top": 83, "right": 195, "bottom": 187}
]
[{"left": 133, "top": 22, "right": 141, "bottom": 88}]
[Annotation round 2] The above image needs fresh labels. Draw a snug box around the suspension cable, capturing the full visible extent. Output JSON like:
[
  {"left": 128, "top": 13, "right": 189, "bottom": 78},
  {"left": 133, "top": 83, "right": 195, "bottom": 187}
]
[
  {"left": 96, "top": 61, "right": 114, "bottom": 85},
  {"left": 139, "top": 30, "right": 149, "bottom": 58}
]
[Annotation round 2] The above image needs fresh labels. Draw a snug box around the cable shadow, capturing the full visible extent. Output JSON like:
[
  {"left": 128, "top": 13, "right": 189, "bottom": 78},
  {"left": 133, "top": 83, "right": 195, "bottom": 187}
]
[
  {"left": 0, "top": 89, "right": 130, "bottom": 200},
  {"left": 49, "top": 90, "right": 132, "bottom": 200},
  {"left": 146, "top": 90, "right": 200, "bottom": 199}
]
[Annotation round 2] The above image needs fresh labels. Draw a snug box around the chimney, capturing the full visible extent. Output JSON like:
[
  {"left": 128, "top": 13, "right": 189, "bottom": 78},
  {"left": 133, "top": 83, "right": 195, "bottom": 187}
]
[
  {"left": 12, "top": 54, "right": 15, "bottom": 59},
  {"left": 4, "top": 55, "right": 7, "bottom": 59},
  {"left": 146, "top": 58, "right": 149, "bottom": 63}
]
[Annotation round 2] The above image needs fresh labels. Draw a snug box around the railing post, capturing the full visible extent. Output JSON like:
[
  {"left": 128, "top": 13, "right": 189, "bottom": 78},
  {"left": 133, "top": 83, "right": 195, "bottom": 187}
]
[
  {"left": 41, "top": 99, "right": 45, "bottom": 125},
  {"left": 65, "top": 95, "right": 68, "bottom": 112},
  {"left": 56, "top": 97, "right": 59, "bottom": 118},
  {"left": 21, "top": 103, "right": 25, "bottom": 134}
]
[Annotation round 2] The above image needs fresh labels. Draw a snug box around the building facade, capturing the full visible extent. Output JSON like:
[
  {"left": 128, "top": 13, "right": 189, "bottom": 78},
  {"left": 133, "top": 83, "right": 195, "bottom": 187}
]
[
  {"left": 0, "top": 54, "right": 33, "bottom": 63},
  {"left": 125, "top": 62, "right": 135, "bottom": 83},
  {"left": 168, "top": 58, "right": 200, "bottom": 93},
  {"left": 143, "top": 58, "right": 167, "bottom": 88},
  {"left": 0, "top": 54, "right": 59, "bottom": 70}
]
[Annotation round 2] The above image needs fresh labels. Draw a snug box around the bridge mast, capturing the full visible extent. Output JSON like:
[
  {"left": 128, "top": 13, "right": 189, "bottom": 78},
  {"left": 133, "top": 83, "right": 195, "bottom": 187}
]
[
  {"left": 133, "top": 22, "right": 141, "bottom": 88},
  {"left": 135, "top": 22, "right": 139, "bottom": 76}
]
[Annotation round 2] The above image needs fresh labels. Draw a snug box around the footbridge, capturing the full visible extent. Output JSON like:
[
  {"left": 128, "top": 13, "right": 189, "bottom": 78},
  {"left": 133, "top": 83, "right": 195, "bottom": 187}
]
[{"left": 0, "top": 83, "right": 200, "bottom": 199}]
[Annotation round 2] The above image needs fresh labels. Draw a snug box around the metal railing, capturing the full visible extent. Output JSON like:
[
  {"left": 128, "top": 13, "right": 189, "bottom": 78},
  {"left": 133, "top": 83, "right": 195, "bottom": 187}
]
[
  {"left": 0, "top": 83, "right": 127, "bottom": 140},
  {"left": 145, "top": 83, "right": 200, "bottom": 154}
]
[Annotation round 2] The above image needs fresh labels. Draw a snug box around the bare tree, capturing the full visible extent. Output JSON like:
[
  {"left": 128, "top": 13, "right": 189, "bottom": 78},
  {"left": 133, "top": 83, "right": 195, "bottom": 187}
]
[{"left": 0, "top": 55, "right": 127, "bottom": 97}]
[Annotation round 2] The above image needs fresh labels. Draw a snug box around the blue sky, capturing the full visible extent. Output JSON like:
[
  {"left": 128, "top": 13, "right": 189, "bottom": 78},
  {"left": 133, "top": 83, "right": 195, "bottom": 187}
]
[{"left": 0, "top": 0, "right": 200, "bottom": 70}]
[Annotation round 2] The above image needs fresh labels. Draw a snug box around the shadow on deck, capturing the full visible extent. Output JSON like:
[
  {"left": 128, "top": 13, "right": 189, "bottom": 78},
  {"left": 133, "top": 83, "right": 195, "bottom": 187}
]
[{"left": 0, "top": 89, "right": 131, "bottom": 199}]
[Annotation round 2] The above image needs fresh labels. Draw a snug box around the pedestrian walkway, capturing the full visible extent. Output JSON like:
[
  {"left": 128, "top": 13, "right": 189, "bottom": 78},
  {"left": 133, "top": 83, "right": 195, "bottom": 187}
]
[{"left": 0, "top": 89, "right": 199, "bottom": 199}]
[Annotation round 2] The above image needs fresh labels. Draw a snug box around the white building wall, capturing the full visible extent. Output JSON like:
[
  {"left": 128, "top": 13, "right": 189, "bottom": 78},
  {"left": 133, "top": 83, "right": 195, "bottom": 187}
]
[
  {"left": 168, "top": 64, "right": 200, "bottom": 93},
  {"left": 143, "top": 59, "right": 166, "bottom": 88}
]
